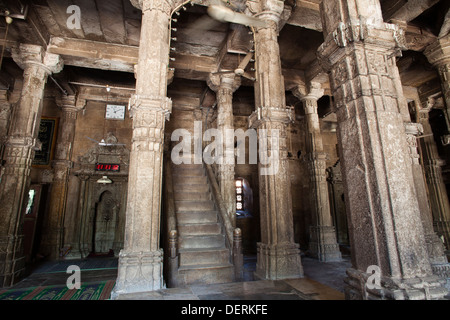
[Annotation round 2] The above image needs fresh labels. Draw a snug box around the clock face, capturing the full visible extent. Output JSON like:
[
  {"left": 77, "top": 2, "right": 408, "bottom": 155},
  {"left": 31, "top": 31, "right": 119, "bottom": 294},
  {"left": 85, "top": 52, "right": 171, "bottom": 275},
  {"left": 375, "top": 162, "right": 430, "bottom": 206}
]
[{"left": 105, "top": 105, "right": 126, "bottom": 120}]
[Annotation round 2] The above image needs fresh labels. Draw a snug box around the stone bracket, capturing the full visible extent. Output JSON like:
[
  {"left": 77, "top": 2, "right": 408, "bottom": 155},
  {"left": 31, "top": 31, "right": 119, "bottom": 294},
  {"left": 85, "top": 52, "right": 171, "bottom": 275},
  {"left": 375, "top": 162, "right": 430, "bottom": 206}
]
[{"left": 248, "top": 106, "right": 295, "bottom": 129}]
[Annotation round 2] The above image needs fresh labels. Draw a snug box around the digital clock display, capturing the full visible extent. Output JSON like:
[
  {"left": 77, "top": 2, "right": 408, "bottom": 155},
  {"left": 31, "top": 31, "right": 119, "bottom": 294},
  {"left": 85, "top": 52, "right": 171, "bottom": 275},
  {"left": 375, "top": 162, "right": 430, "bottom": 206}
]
[{"left": 95, "top": 163, "right": 120, "bottom": 172}]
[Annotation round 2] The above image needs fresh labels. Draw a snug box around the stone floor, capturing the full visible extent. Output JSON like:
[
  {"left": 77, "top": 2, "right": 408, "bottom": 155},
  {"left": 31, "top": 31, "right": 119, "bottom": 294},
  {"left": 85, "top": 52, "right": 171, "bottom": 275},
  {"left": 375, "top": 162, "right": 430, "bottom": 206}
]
[
  {"left": 3, "top": 254, "right": 350, "bottom": 300},
  {"left": 5, "top": 254, "right": 449, "bottom": 300}
]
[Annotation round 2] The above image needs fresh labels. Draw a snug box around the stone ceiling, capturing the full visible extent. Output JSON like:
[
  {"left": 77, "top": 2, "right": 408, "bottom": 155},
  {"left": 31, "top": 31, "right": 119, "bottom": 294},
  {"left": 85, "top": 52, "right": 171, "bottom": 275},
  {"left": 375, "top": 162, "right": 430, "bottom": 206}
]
[{"left": 0, "top": 0, "right": 448, "bottom": 113}]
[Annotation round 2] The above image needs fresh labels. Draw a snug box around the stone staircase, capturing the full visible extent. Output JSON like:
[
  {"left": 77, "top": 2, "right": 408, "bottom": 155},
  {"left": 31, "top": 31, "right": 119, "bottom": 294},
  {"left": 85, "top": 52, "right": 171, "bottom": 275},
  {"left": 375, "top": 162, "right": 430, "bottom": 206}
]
[{"left": 172, "top": 162, "right": 234, "bottom": 286}]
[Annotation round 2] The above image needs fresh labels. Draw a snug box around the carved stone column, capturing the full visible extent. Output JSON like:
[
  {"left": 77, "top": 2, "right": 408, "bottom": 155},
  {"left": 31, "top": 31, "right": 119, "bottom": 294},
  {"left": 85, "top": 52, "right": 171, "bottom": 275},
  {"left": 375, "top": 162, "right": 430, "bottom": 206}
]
[
  {"left": 317, "top": 0, "right": 447, "bottom": 299},
  {"left": 40, "top": 95, "right": 85, "bottom": 260},
  {"left": 292, "top": 83, "right": 342, "bottom": 262},
  {"left": 404, "top": 121, "right": 450, "bottom": 289},
  {"left": 418, "top": 99, "right": 450, "bottom": 251},
  {"left": 112, "top": 0, "right": 180, "bottom": 297},
  {"left": 424, "top": 34, "right": 450, "bottom": 139},
  {"left": 248, "top": 0, "right": 303, "bottom": 280},
  {"left": 207, "top": 73, "right": 241, "bottom": 227},
  {"left": 0, "top": 44, "right": 63, "bottom": 287},
  {"left": 0, "top": 89, "right": 11, "bottom": 159}
]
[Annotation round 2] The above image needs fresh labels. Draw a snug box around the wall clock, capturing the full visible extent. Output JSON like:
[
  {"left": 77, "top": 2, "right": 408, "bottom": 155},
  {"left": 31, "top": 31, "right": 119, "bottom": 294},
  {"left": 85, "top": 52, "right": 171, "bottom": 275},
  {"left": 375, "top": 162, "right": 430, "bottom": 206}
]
[{"left": 105, "top": 104, "right": 126, "bottom": 120}]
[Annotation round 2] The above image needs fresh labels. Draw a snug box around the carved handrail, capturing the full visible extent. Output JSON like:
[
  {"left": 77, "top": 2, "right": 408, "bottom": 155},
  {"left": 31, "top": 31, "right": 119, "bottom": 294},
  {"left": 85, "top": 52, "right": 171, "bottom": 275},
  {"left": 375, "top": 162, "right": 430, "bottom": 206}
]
[
  {"left": 165, "top": 160, "right": 177, "bottom": 235},
  {"left": 205, "top": 163, "right": 234, "bottom": 256},
  {"left": 163, "top": 154, "right": 179, "bottom": 287}
]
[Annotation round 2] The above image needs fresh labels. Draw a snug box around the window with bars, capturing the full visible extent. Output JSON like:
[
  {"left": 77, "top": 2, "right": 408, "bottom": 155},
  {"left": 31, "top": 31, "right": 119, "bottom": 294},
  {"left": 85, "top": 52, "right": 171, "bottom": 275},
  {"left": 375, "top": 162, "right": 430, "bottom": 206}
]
[{"left": 236, "top": 179, "right": 244, "bottom": 211}]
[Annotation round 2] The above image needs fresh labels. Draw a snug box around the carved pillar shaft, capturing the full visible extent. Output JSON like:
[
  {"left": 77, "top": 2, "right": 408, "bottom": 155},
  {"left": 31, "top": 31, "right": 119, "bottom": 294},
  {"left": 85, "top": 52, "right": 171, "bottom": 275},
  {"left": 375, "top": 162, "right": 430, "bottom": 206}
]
[
  {"left": 0, "top": 44, "right": 62, "bottom": 287},
  {"left": 0, "top": 89, "right": 11, "bottom": 164},
  {"left": 207, "top": 73, "right": 240, "bottom": 227},
  {"left": 423, "top": 37, "right": 450, "bottom": 250},
  {"left": 318, "top": 0, "right": 447, "bottom": 299},
  {"left": 113, "top": 0, "right": 175, "bottom": 297},
  {"left": 293, "top": 84, "right": 341, "bottom": 262},
  {"left": 40, "top": 95, "right": 84, "bottom": 259},
  {"left": 418, "top": 103, "right": 450, "bottom": 251},
  {"left": 248, "top": 0, "right": 303, "bottom": 279},
  {"left": 404, "top": 123, "right": 448, "bottom": 266},
  {"left": 424, "top": 35, "right": 450, "bottom": 133}
]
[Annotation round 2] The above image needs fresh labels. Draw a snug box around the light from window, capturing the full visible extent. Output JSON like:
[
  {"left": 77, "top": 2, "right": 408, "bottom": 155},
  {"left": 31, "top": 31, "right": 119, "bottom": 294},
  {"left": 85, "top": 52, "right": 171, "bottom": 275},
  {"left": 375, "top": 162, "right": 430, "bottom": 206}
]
[
  {"left": 26, "top": 189, "right": 36, "bottom": 215},
  {"left": 235, "top": 178, "right": 244, "bottom": 213}
]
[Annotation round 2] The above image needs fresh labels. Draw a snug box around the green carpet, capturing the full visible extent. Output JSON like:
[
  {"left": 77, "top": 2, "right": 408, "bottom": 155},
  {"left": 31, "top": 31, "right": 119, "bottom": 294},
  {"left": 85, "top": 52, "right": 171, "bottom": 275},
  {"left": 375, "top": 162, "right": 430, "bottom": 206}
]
[{"left": 0, "top": 280, "right": 115, "bottom": 300}]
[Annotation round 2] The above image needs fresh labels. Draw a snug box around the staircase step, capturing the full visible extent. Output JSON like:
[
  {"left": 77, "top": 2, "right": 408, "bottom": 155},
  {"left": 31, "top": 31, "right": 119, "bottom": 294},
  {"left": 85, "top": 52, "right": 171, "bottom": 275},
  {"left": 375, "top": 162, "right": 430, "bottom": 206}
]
[
  {"left": 172, "top": 163, "right": 204, "bottom": 170},
  {"left": 179, "top": 248, "right": 230, "bottom": 266},
  {"left": 173, "top": 175, "right": 207, "bottom": 185},
  {"left": 179, "top": 234, "right": 225, "bottom": 249},
  {"left": 178, "top": 223, "right": 222, "bottom": 236},
  {"left": 175, "top": 192, "right": 210, "bottom": 201},
  {"left": 176, "top": 200, "right": 215, "bottom": 212},
  {"left": 178, "top": 263, "right": 234, "bottom": 286},
  {"left": 173, "top": 183, "right": 209, "bottom": 193},
  {"left": 177, "top": 211, "right": 218, "bottom": 224},
  {"left": 172, "top": 167, "right": 205, "bottom": 176}
]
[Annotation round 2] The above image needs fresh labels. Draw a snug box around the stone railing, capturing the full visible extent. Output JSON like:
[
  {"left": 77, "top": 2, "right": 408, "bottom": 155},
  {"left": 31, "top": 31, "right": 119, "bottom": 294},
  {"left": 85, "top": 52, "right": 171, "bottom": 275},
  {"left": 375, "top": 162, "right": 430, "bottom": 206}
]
[
  {"left": 163, "top": 154, "right": 179, "bottom": 287},
  {"left": 205, "top": 163, "right": 243, "bottom": 280}
]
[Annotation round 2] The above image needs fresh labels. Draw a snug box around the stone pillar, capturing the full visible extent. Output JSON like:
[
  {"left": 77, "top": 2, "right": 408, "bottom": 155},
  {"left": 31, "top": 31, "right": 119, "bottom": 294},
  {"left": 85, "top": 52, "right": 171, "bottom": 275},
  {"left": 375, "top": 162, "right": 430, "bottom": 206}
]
[
  {"left": 248, "top": 0, "right": 303, "bottom": 280},
  {"left": 0, "top": 44, "right": 63, "bottom": 287},
  {"left": 423, "top": 37, "right": 450, "bottom": 250},
  {"left": 424, "top": 34, "right": 450, "bottom": 138},
  {"left": 40, "top": 95, "right": 85, "bottom": 260},
  {"left": 112, "top": 0, "right": 179, "bottom": 297},
  {"left": 207, "top": 73, "right": 241, "bottom": 227},
  {"left": 418, "top": 99, "right": 450, "bottom": 251},
  {"left": 317, "top": 0, "right": 447, "bottom": 299},
  {"left": 0, "top": 89, "right": 11, "bottom": 157},
  {"left": 292, "top": 83, "right": 342, "bottom": 262},
  {"left": 405, "top": 122, "right": 448, "bottom": 260}
]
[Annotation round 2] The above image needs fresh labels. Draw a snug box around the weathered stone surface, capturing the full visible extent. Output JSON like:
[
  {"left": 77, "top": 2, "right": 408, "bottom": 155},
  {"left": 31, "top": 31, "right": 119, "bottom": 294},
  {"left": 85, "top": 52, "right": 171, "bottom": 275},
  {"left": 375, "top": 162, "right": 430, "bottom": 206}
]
[
  {"left": 248, "top": 0, "right": 303, "bottom": 280},
  {"left": 292, "top": 82, "right": 342, "bottom": 262},
  {"left": 112, "top": 0, "right": 178, "bottom": 297},
  {"left": 39, "top": 95, "right": 85, "bottom": 260},
  {"left": 0, "top": 44, "right": 63, "bottom": 287},
  {"left": 317, "top": 0, "right": 447, "bottom": 300},
  {"left": 207, "top": 73, "right": 241, "bottom": 227}
]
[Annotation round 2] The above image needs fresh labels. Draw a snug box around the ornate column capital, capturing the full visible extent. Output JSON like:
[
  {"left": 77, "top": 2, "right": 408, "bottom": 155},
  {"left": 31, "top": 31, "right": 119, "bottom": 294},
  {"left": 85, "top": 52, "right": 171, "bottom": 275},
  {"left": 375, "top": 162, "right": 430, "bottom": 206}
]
[
  {"left": 317, "top": 1, "right": 406, "bottom": 72},
  {"left": 247, "top": 0, "right": 286, "bottom": 27},
  {"left": 424, "top": 34, "right": 450, "bottom": 67},
  {"left": 130, "top": 0, "right": 183, "bottom": 15},
  {"left": 248, "top": 105, "right": 295, "bottom": 129},
  {"left": 55, "top": 94, "right": 86, "bottom": 116},
  {"left": 207, "top": 73, "right": 241, "bottom": 93},
  {"left": 12, "top": 44, "right": 63, "bottom": 75},
  {"left": 128, "top": 94, "right": 172, "bottom": 120},
  {"left": 292, "top": 82, "right": 324, "bottom": 102}
]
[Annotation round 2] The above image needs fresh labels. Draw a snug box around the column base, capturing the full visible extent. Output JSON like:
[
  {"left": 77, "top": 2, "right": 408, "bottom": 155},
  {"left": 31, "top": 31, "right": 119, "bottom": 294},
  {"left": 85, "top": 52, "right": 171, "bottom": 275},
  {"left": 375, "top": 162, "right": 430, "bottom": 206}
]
[
  {"left": 308, "top": 226, "right": 342, "bottom": 262},
  {"left": 344, "top": 267, "right": 448, "bottom": 300},
  {"left": 254, "top": 242, "right": 304, "bottom": 280},
  {"left": 431, "top": 263, "right": 450, "bottom": 292},
  {"left": 434, "top": 220, "right": 450, "bottom": 251},
  {"left": 111, "top": 249, "right": 165, "bottom": 299}
]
